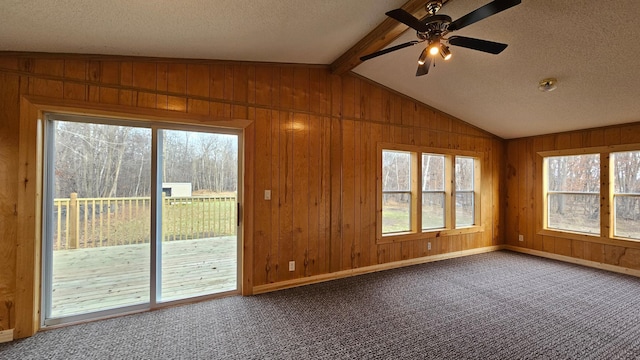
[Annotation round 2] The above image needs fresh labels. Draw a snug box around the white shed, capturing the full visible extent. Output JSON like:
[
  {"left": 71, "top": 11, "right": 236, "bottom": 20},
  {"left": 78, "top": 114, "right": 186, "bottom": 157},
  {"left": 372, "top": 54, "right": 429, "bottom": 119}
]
[{"left": 161, "top": 183, "right": 192, "bottom": 197}]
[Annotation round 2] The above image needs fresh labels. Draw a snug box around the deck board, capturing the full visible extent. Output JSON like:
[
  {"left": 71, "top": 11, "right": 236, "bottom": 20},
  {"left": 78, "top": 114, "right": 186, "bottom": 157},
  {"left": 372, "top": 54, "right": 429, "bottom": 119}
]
[{"left": 50, "top": 236, "right": 237, "bottom": 318}]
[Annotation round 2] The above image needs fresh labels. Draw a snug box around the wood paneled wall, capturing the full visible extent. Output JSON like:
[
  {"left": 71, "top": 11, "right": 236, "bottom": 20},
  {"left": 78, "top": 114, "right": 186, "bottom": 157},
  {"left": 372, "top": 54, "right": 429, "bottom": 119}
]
[
  {"left": 505, "top": 124, "right": 640, "bottom": 269},
  {"left": 0, "top": 53, "right": 504, "bottom": 336}
]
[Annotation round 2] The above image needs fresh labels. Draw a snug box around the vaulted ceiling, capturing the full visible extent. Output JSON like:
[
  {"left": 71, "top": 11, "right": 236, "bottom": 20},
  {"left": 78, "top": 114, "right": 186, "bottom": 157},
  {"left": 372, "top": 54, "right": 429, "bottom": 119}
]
[{"left": 2, "top": 0, "right": 640, "bottom": 139}]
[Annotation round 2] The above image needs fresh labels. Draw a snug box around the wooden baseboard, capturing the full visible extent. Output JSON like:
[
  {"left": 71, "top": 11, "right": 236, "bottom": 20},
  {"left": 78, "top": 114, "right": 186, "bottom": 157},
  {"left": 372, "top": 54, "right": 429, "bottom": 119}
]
[
  {"left": 504, "top": 245, "right": 640, "bottom": 278},
  {"left": 253, "top": 245, "right": 503, "bottom": 294},
  {"left": 0, "top": 329, "right": 14, "bottom": 343}
]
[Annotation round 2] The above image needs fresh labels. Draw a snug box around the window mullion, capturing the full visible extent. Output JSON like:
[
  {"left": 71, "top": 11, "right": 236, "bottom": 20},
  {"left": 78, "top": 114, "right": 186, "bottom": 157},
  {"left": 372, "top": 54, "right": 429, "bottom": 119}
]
[
  {"left": 603, "top": 151, "right": 611, "bottom": 238},
  {"left": 474, "top": 157, "right": 481, "bottom": 227},
  {"left": 542, "top": 157, "right": 549, "bottom": 230},
  {"left": 445, "top": 155, "right": 454, "bottom": 230},
  {"left": 412, "top": 151, "right": 421, "bottom": 233}
]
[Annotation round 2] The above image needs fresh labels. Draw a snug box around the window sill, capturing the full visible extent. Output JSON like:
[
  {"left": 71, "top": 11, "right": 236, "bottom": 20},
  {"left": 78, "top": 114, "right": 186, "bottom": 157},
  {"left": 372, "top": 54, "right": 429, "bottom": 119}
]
[
  {"left": 537, "top": 229, "right": 640, "bottom": 249},
  {"left": 538, "top": 229, "right": 600, "bottom": 241},
  {"left": 378, "top": 226, "right": 484, "bottom": 244}
]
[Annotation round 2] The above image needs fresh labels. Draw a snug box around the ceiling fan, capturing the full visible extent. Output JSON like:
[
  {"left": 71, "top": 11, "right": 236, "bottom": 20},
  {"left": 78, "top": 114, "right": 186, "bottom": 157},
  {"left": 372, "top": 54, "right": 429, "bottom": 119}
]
[{"left": 360, "top": 0, "right": 521, "bottom": 76}]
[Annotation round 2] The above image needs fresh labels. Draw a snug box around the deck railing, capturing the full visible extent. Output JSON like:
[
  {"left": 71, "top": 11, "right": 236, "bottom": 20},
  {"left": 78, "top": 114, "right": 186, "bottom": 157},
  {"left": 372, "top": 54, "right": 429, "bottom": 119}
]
[{"left": 52, "top": 193, "right": 236, "bottom": 250}]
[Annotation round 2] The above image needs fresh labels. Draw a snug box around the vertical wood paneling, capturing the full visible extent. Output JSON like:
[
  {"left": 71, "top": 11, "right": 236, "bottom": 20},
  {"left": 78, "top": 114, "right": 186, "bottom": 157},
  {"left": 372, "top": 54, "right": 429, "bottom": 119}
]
[
  {"left": 268, "top": 109, "right": 281, "bottom": 283},
  {"left": 209, "top": 64, "right": 225, "bottom": 117},
  {"left": 156, "top": 64, "right": 168, "bottom": 110},
  {"left": 1, "top": 55, "right": 508, "bottom": 339},
  {"left": 278, "top": 111, "right": 294, "bottom": 281},
  {"left": 253, "top": 109, "right": 272, "bottom": 285},
  {"left": 342, "top": 76, "right": 355, "bottom": 119},
  {"left": 319, "top": 117, "right": 331, "bottom": 274},
  {"left": 243, "top": 120, "right": 255, "bottom": 295},
  {"left": 99, "top": 61, "right": 119, "bottom": 85},
  {"left": 341, "top": 119, "right": 355, "bottom": 270},
  {"left": 506, "top": 122, "right": 640, "bottom": 271},
  {"left": 119, "top": 62, "right": 133, "bottom": 106},
  {"left": 186, "top": 64, "right": 209, "bottom": 115},
  {"left": 0, "top": 73, "right": 20, "bottom": 331},
  {"left": 505, "top": 141, "right": 519, "bottom": 244},
  {"left": 292, "top": 113, "right": 309, "bottom": 278},
  {"left": 360, "top": 121, "right": 372, "bottom": 267},
  {"left": 232, "top": 65, "right": 248, "bottom": 119},
  {"left": 329, "top": 117, "right": 342, "bottom": 273},
  {"left": 293, "top": 67, "right": 309, "bottom": 112},
  {"left": 255, "top": 66, "right": 272, "bottom": 107},
  {"left": 307, "top": 115, "right": 321, "bottom": 276},
  {"left": 353, "top": 120, "right": 362, "bottom": 267},
  {"left": 279, "top": 67, "right": 293, "bottom": 110}
]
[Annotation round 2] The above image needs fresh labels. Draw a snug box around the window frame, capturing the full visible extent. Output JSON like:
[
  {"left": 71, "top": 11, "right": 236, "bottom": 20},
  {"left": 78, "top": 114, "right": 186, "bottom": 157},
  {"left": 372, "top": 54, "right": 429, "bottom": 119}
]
[
  {"left": 542, "top": 153, "right": 601, "bottom": 236},
  {"left": 538, "top": 144, "right": 640, "bottom": 244},
  {"left": 611, "top": 151, "right": 640, "bottom": 241},
  {"left": 421, "top": 153, "right": 446, "bottom": 231},
  {"left": 377, "top": 143, "right": 483, "bottom": 244},
  {"left": 380, "top": 149, "right": 414, "bottom": 234}
]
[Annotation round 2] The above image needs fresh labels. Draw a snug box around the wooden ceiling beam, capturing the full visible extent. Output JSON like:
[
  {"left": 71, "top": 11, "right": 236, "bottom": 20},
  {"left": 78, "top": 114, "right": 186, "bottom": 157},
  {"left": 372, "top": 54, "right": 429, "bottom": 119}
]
[{"left": 330, "top": 0, "right": 450, "bottom": 75}]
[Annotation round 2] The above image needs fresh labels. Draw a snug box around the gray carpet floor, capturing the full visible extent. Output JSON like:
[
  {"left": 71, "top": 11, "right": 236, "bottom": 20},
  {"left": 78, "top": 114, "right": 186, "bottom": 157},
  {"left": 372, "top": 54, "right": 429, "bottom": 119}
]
[{"left": 2, "top": 250, "right": 640, "bottom": 359}]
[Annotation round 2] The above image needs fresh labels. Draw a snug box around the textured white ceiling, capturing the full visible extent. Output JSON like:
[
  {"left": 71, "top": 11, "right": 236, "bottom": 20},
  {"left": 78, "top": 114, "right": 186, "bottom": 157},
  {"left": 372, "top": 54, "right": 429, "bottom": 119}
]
[
  {"left": 2, "top": 0, "right": 640, "bottom": 139},
  {"left": 354, "top": 0, "right": 640, "bottom": 139},
  {"left": 0, "top": 0, "right": 406, "bottom": 64}
]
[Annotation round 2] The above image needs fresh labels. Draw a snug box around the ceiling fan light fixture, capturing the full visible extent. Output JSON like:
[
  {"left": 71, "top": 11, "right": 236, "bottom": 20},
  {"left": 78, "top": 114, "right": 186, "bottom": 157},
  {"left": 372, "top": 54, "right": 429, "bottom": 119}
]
[
  {"left": 440, "top": 45, "right": 452, "bottom": 60},
  {"left": 538, "top": 78, "right": 558, "bottom": 92},
  {"left": 417, "top": 48, "right": 429, "bottom": 65},
  {"left": 428, "top": 40, "right": 440, "bottom": 56}
]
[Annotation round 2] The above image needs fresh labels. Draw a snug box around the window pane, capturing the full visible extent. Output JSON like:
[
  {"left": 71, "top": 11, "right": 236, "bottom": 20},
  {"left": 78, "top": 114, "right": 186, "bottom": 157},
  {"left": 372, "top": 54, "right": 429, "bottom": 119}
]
[
  {"left": 455, "top": 157, "right": 474, "bottom": 191},
  {"left": 612, "top": 151, "right": 640, "bottom": 239},
  {"left": 50, "top": 120, "right": 151, "bottom": 318},
  {"left": 547, "top": 154, "right": 600, "bottom": 193},
  {"left": 455, "top": 192, "right": 474, "bottom": 227},
  {"left": 382, "top": 193, "right": 410, "bottom": 233},
  {"left": 422, "top": 154, "right": 445, "bottom": 191},
  {"left": 548, "top": 193, "right": 600, "bottom": 234},
  {"left": 383, "top": 150, "right": 411, "bottom": 191},
  {"left": 422, "top": 192, "right": 445, "bottom": 229},
  {"left": 612, "top": 151, "right": 640, "bottom": 194},
  {"left": 614, "top": 196, "right": 640, "bottom": 239}
]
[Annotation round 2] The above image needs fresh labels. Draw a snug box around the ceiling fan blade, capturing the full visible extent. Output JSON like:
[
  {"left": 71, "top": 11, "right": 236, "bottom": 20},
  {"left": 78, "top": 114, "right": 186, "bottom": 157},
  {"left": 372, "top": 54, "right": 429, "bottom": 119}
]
[
  {"left": 386, "top": 9, "right": 430, "bottom": 33},
  {"left": 448, "top": 36, "right": 508, "bottom": 54},
  {"left": 360, "top": 40, "right": 421, "bottom": 61},
  {"left": 415, "top": 49, "right": 432, "bottom": 76},
  {"left": 448, "top": 0, "right": 521, "bottom": 31}
]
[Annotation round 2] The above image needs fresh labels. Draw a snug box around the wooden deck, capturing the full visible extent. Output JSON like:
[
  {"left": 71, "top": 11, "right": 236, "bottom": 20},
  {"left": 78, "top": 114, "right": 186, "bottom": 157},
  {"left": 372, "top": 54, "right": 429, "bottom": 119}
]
[{"left": 50, "top": 236, "right": 237, "bottom": 318}]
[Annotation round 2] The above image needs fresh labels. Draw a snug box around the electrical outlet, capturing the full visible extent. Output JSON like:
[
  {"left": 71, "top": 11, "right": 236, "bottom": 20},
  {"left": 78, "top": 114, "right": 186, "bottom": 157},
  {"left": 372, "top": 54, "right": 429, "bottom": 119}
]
[
  {"left": 518, "top": 234, "right": 524, "bottom": 242},
  {"left": 427, "top": 242, "right": 432, "bottom": 251},
  {"left": 264, "top": 190, "right": 271, "bottom": 200},
  {"left": 288, "top": 261, "right": 295, "bottom": 271}
]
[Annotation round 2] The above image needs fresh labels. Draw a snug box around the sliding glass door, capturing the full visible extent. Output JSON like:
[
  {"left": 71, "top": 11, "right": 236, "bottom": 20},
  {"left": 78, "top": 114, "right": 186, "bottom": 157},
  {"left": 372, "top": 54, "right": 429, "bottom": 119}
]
[
  {"left": 43, "top": 114, "right": 240, "bottom": 325},
  {"left": 158, "top": 129, "right": 238, "bottom": 302}
]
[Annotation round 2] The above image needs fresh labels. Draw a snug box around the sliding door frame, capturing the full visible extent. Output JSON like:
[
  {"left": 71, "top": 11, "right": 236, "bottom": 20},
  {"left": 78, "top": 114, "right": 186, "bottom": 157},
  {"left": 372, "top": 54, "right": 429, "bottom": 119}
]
[
  {"left": 15, "top": 95, "right": 253, "bottom": 337},
  {"left": 42, "top": 114, "right": 155, "bottom": 326}
]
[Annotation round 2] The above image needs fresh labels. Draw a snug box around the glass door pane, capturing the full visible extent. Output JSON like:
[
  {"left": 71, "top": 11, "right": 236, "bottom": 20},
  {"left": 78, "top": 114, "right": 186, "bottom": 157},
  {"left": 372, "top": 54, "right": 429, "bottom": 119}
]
[
  {"left": 158, "top": 129, "right": 238, "bottom": 302},
  {"left": 46, "top": 119, "right": 151, "bottom": 320}
]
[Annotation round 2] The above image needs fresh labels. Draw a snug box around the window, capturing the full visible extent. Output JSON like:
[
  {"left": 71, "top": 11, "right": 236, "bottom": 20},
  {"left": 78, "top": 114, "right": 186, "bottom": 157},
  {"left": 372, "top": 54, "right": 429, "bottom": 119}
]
[
  {"left": 422, "top": 154, "right": 445, "bottom": 230},
  {"left": 544, "top": 154, "right": 600, "bottom": 235},
  {"left": 378, "top": 144, "right": 482, "bottom": 242},
  {"left": 612, "top": 151, "right": 640, "bottom": 240},
  {"left": 382, "top": 150, "right": 412, "bottom": 234},
  {"left": 455, "top": 157, "right": 475, "bottom": 227},
  {"left": 541, "top": 146, "right": 640, "bottom": 243}
]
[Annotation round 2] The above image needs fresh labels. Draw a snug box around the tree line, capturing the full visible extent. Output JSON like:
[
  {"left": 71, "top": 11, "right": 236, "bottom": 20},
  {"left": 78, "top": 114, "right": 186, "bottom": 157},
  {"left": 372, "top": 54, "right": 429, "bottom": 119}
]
[{"left": 53, "top": 121, "right": 238, "bottom": 199}]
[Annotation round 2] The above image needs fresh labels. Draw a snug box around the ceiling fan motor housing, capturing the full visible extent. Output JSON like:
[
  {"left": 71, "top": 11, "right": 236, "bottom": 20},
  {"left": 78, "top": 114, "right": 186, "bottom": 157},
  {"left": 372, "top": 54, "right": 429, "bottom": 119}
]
[{"left": 416, "top": 14, "right": 452, "bottom": 41}]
